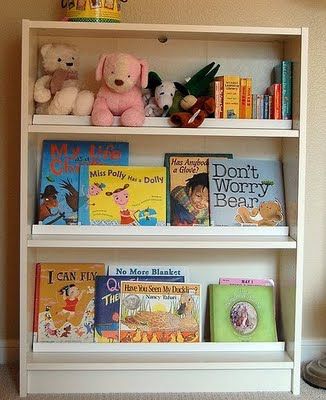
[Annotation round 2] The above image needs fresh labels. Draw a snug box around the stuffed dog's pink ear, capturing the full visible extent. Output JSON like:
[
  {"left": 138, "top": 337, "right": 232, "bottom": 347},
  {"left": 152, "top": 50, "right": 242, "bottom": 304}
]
[
  {"left": 139, "top": 59, "right": 149, "bottom": 88},
  {"left": 96, "top": 54, "right": 108, "bottom": 81}
]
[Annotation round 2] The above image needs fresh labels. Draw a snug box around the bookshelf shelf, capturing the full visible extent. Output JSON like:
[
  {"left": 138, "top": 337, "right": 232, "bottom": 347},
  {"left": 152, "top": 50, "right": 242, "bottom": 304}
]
[{"left": 20, "top": 20, "right": 307, "bottom": 396}]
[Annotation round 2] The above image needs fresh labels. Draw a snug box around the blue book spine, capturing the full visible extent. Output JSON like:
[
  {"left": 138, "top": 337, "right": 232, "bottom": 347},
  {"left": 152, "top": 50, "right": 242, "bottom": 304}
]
[
  {"left": 263, "top": 95, "right": 269, "bottom": 119},
  {"left": 39, "top": 140, "right": 129, "bottom": 226},
  {"left": 94, "top": 274, "right": 185, "bottom": 342},
  {"left": 275, "top": 61, "right": 292, "bottom": 120}
]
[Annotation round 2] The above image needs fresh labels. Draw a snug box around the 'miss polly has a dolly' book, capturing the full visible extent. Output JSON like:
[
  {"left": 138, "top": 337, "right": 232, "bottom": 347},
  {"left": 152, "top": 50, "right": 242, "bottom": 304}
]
[
  {"left": 208, "top": 158, "right": 286, "bottom": 227},
  {"left": 38, "top": 140, "right": 129, "bottom": 225},
  {"left": 119, "top": 281, "right": 201, "bottom": 343},
  {"left": 95, "top": 273, "right": 185, "bottom": 343},
  {"left": 34, "top": 263, "right": 105, "bottom": 343},
  {"left": 78, "top": 165, "right": 166, "bottom": 226}
]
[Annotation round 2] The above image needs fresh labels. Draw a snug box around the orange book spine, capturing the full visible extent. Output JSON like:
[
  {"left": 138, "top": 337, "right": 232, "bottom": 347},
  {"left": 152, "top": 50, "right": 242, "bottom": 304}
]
[
  {"left": 245, "top": 78, "right": 253, "bottom": 119},
  {"left": 274, "top": 83, "right": 282, "bottom": 119},
  {"left": 239, "top": 78, "right": 247, "bottom": 119}
]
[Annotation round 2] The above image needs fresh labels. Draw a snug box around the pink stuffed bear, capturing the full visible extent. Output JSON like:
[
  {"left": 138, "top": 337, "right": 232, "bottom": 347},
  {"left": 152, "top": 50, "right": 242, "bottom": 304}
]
[{"left": 91, "top": 53, "right": 148, "bottom": 127}]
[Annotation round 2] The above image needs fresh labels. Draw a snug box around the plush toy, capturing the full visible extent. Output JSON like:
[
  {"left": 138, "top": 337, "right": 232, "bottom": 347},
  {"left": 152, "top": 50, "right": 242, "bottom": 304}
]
[
  {"left": 34, "top": 43, "right": 94, "bottom": 116},
  {"left": 91, "top": 53, "right": 148, "bottom": 126},
  {"left": 144, "top": 71, "right": 182, "bottom": 117},
  {"left": 170, "top": 95, "right": 215, "bottom": 128},
  {"left": 234, "top": 200, "right": 284, "bottom": 226}
]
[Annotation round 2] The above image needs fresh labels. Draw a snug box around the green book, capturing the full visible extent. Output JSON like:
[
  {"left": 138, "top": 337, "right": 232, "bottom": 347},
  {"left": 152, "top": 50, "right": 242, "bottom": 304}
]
[
  {"left": 209, "top": 284, "right": 278, "bottom": 342},
  {"left": 274, "top": 60, "right": 293, "bottom": 120}
]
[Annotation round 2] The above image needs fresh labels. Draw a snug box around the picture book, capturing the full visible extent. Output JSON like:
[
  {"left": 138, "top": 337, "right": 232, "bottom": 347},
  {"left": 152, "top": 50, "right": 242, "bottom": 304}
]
[
  {"left": 219, "top": 277, "right": 274, "bottom": 286},
  {"left": 216, "top": 75, "right": 240, "bottom": 118},
  {"left": 208, "top": 158, "right": 286, "bottom": 227},
  {"left": 209, "top": 284, "right": 278, "bottom": 342},
  {"left": 108, "top": 265, "right": 188, "bottom": 280},
  {"left": 38, "top": 140, "right": 129, "bottom": 225},
  {"left": 164, "top": 153, "right": 232, "bottom": 226},
  {"left": 274, "top": 60, "right": 293, "bottom": 120},
  {"left": 78, "top": 165, "right": 166, "bottom": 226},
  {"left": 95, "top": 274, "right": 185, "bottom": 343},
  {"left": 36, "top": 262, "right": 105, "bottom": 342},
  {"left": 120, "top": 281, "right": 201, "bottom": 343}
]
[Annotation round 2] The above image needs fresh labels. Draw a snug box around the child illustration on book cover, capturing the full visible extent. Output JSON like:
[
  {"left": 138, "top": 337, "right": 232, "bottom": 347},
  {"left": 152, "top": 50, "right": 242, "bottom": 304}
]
[{"left": 170, "top": 172, "right": 209, "bottom": 226}]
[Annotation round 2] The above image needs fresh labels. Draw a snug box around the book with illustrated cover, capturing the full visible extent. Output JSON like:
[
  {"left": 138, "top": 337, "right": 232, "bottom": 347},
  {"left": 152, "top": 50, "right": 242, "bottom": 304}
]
[
  {"left": 119, "top": 281, "right": 201, "bottom": 343},
  {"left": 216, "top": 75, "right": 240, "bottom": 118},
  {"left": 164, "top": 153, "right": 232, "bottom": 226},
  {"left": 36, "top": 263, "right": 105, "bottom": 342},
  {"left": 78, "top": 165, "right": 166, "bottom": 226},
  {"left": 208, "top": 158, "right": 286, "bottom": 227},
  {"left": 209, "top": 283, "right": 278, "bottom": 342},
  {"left": 95, "top": 274, "right": 185, "bottom": 343},
  {"left": 38, "top": 140, "right": 129, "bottom": 225}
]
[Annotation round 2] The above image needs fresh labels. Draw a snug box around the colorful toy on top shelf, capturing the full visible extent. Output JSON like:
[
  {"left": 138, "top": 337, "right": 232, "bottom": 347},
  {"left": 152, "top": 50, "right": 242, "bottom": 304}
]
[
  {"left": 91, "top": 53, "right": 148, "bottom": 127},
  {"left": 170, "top": 95, "right": 215, "bottom": 128},
  {"left": 34, "top": 43, "right": 94, "bottom": 116}
]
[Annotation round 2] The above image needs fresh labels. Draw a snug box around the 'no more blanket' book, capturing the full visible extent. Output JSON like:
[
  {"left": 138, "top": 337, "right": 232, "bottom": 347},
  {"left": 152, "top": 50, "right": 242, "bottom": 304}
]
[
  {"left": 209, "top": 158, "right": 286, "bottom": 227},
  {"left": 209, "top": 284, "right": 277, "bottom": 342},
  {"left": 36, "top": 263, "right": 105, "bottom": 342},
  {"left": 120, "top": 281, "right": 201, "bottom": 343},
  {"left": 38, "top": 140, "right": 129, "bottom": 225},
  {"left": 164, "top": 153, "right": 232, "bottom": 226},
  {"left": 78, "top": 165, "right": 166, "bottom": 226},
  {"left": 95, "top": 274, "right": 185, "bottom": 343}
]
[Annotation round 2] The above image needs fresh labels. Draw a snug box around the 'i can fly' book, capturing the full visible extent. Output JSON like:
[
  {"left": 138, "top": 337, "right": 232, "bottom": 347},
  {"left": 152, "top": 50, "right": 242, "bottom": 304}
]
[
  {"left": 38, "top": 140, "right": 129, "bottom": 225},
  {"left": 78, "top": 165, "right": 166, "bottom": 226},
  {"left": 208, "top": 158, "right": 286, "bottom": 227},
  {"left": 35, "top": 263, "right": 105, "bottom": 343}
]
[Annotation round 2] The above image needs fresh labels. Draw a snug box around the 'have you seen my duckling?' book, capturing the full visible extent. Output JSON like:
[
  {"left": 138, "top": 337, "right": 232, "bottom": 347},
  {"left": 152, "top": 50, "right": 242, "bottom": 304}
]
[
  {"left": 119, "top": 281, "right": 201, "bottom": 343},
  {"left": 38, "top": 140, "right": 129, "bottom": 225},
  {"left": 78, "top": 165, "right": 166, "bottom": 226}
]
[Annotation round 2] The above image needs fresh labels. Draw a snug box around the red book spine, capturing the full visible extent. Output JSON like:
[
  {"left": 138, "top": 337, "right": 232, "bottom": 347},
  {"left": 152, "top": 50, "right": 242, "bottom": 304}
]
[{"left": 274, "top": 83, "right": 282, "bottom": 119}]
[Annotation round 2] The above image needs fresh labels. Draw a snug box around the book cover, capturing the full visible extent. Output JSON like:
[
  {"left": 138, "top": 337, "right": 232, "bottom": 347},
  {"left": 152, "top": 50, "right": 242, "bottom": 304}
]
[
  {"left": 38, "top": 140, "right": 129, "bottom": 225},
  {"left": 219, "top": 277, "right": 274, "bottom": 286},
  {"left": 209, "top": 284, "right": 278, "bottom": 342},
  {"left": 78, "top": 165, "right": 166, "bottom": 226},
  {"left": 37, "top": 263, "right": 105, "bottom": 342},
  {"left": 164, "top": 153, "right": 232, "bottom": 226},
  {"left": 274, "top": 60, "right": 292, "bottom": 120},
  {"left": 119, "top": 281, "right": 201, "bottom": 343},
  {"left": 95, "top": 274, "right": 185, "bottom": 343},
  {"left": 217, "top": 75, "right": 240, "bottom": 118},
  {"left": 108, "top": 265, "right": 188, "bottom": 280},
  {"left": 209, "top": 158, "right": 286, "bottom": 227}
]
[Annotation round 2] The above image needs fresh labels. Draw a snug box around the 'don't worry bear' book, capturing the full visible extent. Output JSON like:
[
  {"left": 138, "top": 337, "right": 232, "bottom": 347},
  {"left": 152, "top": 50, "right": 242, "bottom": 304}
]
[
  {"left": 208, "top": 158, "right": 286, "bottom": 227},
  {"left": 38, "top": 140, "right": 129, "bottom": 226},
  {"left": 78, "top": 165, "right": 166, "bottom": 226}
]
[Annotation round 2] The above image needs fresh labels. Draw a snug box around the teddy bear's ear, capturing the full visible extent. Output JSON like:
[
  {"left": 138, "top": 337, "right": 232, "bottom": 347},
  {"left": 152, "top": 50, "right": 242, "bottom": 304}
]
[
  {"left": 95, "top": 54, "right": 108, "bottom": 81},
  {"left": 40, "top": 44, "right": 53, "bottom": 58},
  {"left": 139, "top": 59, "right": 149, "bottom": 89}
]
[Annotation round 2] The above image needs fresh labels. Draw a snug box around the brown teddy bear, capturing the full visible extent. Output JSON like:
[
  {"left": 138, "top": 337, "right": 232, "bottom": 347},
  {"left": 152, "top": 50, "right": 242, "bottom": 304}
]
[{"left": 235, "top": 200, "right": 283, "bottom": 226}]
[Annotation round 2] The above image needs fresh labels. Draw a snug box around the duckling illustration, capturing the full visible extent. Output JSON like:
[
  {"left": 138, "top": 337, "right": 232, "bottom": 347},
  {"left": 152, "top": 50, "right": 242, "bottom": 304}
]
[
  {"left": 132, "top": 328, "right": 142, "bottom": 343},
  {"left": 169, "top": 333, "right": 177, "bottom": 343},
  {"left": 121, "top": 293, "right": 199, "bottom": 333},
  {"left": 176, "top": 330, "right": 184, "bottom": 343},
  {"left": 150, "top": 333, "right": 158, "bottom": 343},
  {"left": 141, "top": 332, "right": 149, "bottom": 343}
]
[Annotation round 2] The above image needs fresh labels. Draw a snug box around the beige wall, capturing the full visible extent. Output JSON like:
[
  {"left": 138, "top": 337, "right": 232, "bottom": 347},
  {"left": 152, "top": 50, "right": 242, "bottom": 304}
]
[{"left": 1, "top": 1, "right": 325, "bottom": 341}]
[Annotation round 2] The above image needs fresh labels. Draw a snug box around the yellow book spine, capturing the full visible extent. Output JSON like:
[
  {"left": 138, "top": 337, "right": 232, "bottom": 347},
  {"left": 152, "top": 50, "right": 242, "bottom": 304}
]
[
  {"left": 239, "top": 78, "right": 247, "bottom": 119},
  {"left": 245, "top": 78, "right": 253, "bottom": 119},
  {"left": 218, "top": 76, "right": 240, "bottom": 119}
]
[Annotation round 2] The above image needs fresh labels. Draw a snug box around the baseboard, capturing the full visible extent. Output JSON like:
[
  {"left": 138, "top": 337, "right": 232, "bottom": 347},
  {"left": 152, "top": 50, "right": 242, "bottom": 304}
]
[
  {"left": 0, "top": 339, "right": 19, "bottom": 364},
  {"left": 301, "top": 339, "right": 326, "bottom": 362},
  {"left": 0, "top": 338, "right": 325, "bottom": 364}
]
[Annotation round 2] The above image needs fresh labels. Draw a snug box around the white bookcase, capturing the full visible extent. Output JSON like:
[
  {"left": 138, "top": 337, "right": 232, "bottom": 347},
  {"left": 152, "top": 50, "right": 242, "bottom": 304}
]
[{"left": 20, "top": 20, "right": 308, "bottom": 396}]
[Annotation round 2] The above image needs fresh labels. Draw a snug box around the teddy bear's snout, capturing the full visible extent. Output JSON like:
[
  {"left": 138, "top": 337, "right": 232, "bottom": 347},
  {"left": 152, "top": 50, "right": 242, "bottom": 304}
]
[
  {"left": 66, "top": 62, "right": 74, "bottom": 67},
  {"left": 114, "top": 79, "right": 124, "bottom": 86}
]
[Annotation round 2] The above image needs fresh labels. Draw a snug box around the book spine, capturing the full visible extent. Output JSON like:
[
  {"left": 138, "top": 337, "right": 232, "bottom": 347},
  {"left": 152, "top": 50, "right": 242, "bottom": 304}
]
[
  {"left": 263, "top": 95, "right": 269, "bottom": 119},
  {"left": 212, "top": 80, "right": 222, "bottom": 118},
  {"left": 219, "top": 278, "right": 274, "bottom": 286},
  {"left": 218, "top": 76, "right": 240, "bottom": 118},
  {"left": 274, "top": 83, "right": 282, "bottom": 119},
  {"left": 245, "top": 78, "right": 252, "bottom": 119},
  {"left": 239, "top": 78, "right": 247, "bottom": 119},
  {"left": 268, "top": 95, "right": 273, "bottom": 119},
  {"left": 33, "top": 263, "right": 41, "bottom": 341},
  {"left": 252, "top": 94, "right": 257, "bottom": 119},
  {"left": 280, "top": 61, "right": 292, "bottom": 119}
]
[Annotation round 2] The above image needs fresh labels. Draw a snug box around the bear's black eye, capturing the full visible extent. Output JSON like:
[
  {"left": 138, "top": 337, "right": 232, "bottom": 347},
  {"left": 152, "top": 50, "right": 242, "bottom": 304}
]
[
  {"left": 58, "top": 58, "right": 62, "bottom": 62},
  {"left": 128, "top": 75, "right": 130, "bottom": 78},
  {"left": 72, "top": 57, "right": 75, "bottom": 60}
]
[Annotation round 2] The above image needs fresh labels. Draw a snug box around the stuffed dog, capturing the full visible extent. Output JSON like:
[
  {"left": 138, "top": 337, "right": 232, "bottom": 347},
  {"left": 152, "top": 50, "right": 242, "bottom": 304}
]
[{"left": 91, "top": 53, "right": 148, "bottom": 126}]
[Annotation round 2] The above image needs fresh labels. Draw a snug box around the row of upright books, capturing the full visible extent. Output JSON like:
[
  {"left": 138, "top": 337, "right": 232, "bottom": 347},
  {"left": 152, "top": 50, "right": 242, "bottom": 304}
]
[
  {"left": 33, "top": 263, "right": 277, "bottom": 345},
  {"left": 211, "top": 60, "right": 292, "bottom": 120},
  {"left": 38, "top": 140, "right": 286, "bottom": 228}
]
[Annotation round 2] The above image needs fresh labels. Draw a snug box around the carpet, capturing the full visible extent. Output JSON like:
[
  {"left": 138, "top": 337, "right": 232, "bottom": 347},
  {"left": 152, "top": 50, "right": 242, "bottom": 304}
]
[{"left": 1, "top": 363, "right": 325, "bottom": 399}]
